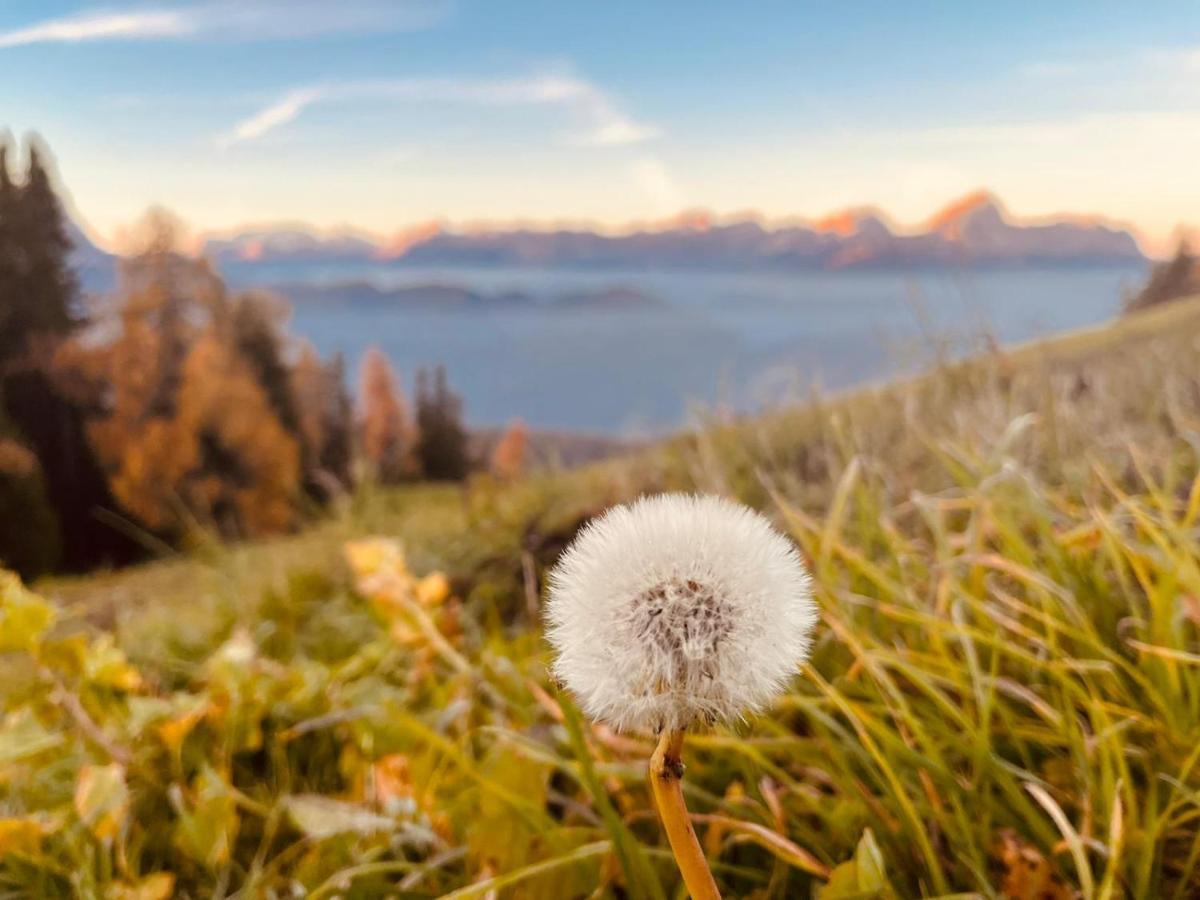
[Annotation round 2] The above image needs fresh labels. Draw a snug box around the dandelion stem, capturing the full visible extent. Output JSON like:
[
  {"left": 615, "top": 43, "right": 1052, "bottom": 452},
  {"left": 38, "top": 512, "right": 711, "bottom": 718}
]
[{"left": 650, "top": 729, "right": 721, "bottom": 899}]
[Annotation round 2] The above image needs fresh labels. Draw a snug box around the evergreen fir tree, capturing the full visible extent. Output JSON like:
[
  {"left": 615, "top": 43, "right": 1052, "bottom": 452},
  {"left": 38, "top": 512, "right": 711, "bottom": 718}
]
[
  {"left": 0, "top": 138, "right": 23, "bottom": 368},
  {"left": 15, "top": 143, "right": 79, "bottom": 338},
  {"left": 292, "top": 344, "right": 354, "bottom": 498},
  {"left": 0, "top": 388, "right": 61, "bottom": 577},
  {"left": 0, "top": 137, "right": 134, "bottom": 570},
  {"left": 232, "top": 292, "right": 301, "bottom": 437},
  {"left": 321, "top": 352, "right": 354, "bottom": 490},
  {"left": 415, "top": 365, "right": 469, "bottom": 481}
]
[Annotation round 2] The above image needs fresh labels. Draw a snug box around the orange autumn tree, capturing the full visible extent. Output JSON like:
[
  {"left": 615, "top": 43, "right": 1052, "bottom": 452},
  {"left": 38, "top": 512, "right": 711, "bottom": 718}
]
[
  {"left": 173, "top": 331, "right": 300, "bottom": 535},
  {"left": 358, "top": 346, "right": 415, "bottom": 483},
  {"left": 88, "top": 213, "right": 301, "bottom": 540},
  {"left": 489, "top": 418, "right": 528, "bottom": 480}
]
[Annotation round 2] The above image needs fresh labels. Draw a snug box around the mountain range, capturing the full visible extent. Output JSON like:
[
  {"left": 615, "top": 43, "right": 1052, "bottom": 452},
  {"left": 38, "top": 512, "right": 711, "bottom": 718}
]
[{"left": 71, "top": 191, "right": 1146, "bottom": 285}]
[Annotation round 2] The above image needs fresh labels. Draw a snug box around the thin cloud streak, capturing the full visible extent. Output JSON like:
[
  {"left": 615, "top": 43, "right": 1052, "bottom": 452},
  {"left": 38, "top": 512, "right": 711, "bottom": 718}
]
[
  {"left": 0, "top": 1, "right": 445, "bottom": 48},
  {"left": 215, "top": 75, "right": 661, "bottom": 149},
  {"left": 0, "top": 10, "right": 188, "bottom": 47},
  {"left": 216, "top": 89, "right": 325, "bottom": 149}
]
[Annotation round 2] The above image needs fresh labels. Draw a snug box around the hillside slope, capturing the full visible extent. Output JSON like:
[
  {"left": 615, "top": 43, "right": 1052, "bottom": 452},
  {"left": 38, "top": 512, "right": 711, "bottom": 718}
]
[
  {"left": 47, "top": 295, "right": 1200, "bottom": 624},
  {"left": 17, "top": 296, "right": 1200, "bottom": 898}
]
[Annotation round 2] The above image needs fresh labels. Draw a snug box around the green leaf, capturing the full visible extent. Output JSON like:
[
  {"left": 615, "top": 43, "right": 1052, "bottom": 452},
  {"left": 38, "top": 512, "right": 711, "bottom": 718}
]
[
  {"left": 0, "top": 708, "right": 62, "bottom": 764},
  {"left": 817, "top": 829, "right": 894, "bottom": 900},
  {"left": 558, "top": 692, "right": 666, "bottom": 900},
  {"left": 171, "top": 767, "right": 238, "bottom": 868},
  {"left": 441, "top": 840, "right": 613, "bottom": 899}
]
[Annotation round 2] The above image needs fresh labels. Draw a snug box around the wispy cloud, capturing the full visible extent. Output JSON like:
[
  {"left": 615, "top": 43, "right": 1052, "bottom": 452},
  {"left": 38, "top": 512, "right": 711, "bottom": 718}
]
[
  {"left": 216, "top": 88, "right": 324, "bottom": 149},
  {"left": 0, "top": 10, "right": 188, "bottom": 47},
  {"left": 215, "top": 74, "right": 661, "bottom": 149},
  {"left": 0, "top": 1, "right": 445, "bottom": 48}
]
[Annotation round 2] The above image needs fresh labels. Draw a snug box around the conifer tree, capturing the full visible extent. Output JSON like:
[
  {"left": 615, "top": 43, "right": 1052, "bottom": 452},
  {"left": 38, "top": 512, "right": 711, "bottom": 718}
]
[
  {"left": 15, "top": 143, "right": 78, "bottom": 338},
  {"left": 232, "top": 292, "right": 301, "bottom": 437},
  {"left": 0, "top": 137, "right": 133, "bottom": 570},
  {"left": 415, "top": 365, "right": 469, "bottom": 481},
  {"left": 292, "top": 343, "right": 354, "bottom": 497},
  {"left": 0, "top": 393, "right": 60, "bottom": 577},
  {"left": 0, "top": 139, "right": 20, "bottom": 367},
  {"left": 321, "top": 352, "right": 354, "bottom": 489},
  {"left": 0, "top": 139, "right": 81, "bottom": 367}
]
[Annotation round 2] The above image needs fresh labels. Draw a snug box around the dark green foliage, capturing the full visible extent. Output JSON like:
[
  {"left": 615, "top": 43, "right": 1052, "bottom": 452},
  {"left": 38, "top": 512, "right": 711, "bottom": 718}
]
[
  {"left": 0, "top": 135, "right": 136, "bottom": 571},
  {"left": 291, "top": 343, "right": 355, "bottom": 500},
  {"left": 415, "top": 364, "right": 469, "bottom": 481},
  {"left": 2, "top": 366, "right": 135, "bottom": 569},
  {"left": 319, "top": 352, "right": 354, "bottom": 490},
  {"left": 0, "top": 401, "right": 60, "bottom": 578},
  {"left": 0, "top": 140, "right": 78, "bottom": 368},
  {"left": 231, "top": 293, "right": 301, "bottom": 438}
]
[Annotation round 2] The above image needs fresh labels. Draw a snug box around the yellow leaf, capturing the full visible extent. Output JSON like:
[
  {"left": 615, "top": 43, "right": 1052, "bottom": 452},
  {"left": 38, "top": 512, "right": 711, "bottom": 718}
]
[
  {"left": 416, "top": 572, "right": 451, "bottom": 607},
  {"left": 0, "top": 817, "right": 46, "bottom": 856},
  {"left": 157, "top": 699, "right": 209, "bottom": 754},
  {"left": 345, "top": 537, "right": 407, "bottom": 580},
  {"left": 104, "top": 873, "right": 175, "bottom": 900},
  {"left": 0, "top": 571, "right": 55, "bottom": 653},
  {"left": 85, "top": 635, "right": 143, "bottom": 691},
  {"left": 74, "top": 763, "right": 130, "bottom": 841}
]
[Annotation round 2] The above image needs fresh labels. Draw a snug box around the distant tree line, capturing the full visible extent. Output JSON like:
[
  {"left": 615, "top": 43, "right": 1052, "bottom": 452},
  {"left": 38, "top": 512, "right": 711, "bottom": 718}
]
[{"left": 0, "top": 135, "right": 493, "bottom": 579}]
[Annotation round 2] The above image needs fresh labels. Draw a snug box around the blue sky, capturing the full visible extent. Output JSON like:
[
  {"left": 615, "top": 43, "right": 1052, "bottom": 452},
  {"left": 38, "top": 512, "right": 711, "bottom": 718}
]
[{"left": 1, "top": 1, "right": 1197, "bottom": 251}]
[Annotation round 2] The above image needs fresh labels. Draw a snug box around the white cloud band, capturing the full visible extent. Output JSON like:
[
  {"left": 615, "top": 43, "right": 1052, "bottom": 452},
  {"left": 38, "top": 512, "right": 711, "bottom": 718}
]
[
  {"left": 0, "top": 11, "right": 188, "bottom": 47},
  {"left": 0, "top": 1, "right": 444, "bottom": 48}
]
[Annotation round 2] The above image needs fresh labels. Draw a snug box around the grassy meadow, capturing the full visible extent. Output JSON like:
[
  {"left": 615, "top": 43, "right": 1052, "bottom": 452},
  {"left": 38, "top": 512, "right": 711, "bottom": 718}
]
[{"left": 5, "top": 296, "right": 1200, "bottom": 898}]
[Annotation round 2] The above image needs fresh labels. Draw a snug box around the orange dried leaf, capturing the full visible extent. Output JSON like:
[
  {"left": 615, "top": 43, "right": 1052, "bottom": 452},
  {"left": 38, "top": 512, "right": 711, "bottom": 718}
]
[{"left": 991, "top": 829, "right": 1074, "bottom": 900}]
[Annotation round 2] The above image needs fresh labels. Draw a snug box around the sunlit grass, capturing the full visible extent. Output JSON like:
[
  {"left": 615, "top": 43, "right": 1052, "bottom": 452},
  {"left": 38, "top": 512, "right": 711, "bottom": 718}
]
[{"left": 5, "top": 298, "right": 1200, "bottom": 897}]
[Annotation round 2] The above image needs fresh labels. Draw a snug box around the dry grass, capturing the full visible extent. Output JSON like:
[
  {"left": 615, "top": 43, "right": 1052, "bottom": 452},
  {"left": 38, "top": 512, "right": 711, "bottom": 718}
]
[{"left": 5, "top": 297, "right": 1200, "bottom": 897}]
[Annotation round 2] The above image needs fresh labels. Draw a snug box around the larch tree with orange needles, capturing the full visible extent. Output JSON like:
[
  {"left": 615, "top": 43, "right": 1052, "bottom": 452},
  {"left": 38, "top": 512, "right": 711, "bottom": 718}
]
[{"left": 358, "top": 346, "right": 415, "bottom": 483}]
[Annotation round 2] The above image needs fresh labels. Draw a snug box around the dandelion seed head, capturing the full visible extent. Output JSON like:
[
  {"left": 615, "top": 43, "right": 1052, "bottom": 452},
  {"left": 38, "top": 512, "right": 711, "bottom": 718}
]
[{"left": 545, "top": 493, "right": 817, "bottom": 733}]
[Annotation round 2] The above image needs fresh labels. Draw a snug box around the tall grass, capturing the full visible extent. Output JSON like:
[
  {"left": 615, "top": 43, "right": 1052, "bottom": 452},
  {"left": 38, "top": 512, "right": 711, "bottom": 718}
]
[{"left": 4, "top": 299, "right": 1200, "bottom": 897}]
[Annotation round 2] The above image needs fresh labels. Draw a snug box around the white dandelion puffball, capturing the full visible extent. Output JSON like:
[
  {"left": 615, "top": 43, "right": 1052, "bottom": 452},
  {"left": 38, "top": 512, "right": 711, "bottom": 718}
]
[{"left": 546, "top": 493, "right": 817, "bottom": 733}]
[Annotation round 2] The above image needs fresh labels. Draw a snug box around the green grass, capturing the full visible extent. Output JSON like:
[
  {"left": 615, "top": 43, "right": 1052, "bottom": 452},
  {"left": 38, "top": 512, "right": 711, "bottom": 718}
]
[{"left": 7, "top": 297, "right": 1200, "bottom": 897}]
